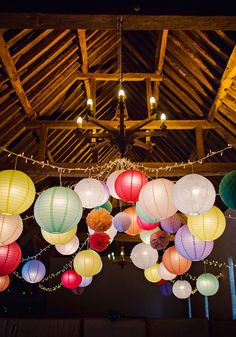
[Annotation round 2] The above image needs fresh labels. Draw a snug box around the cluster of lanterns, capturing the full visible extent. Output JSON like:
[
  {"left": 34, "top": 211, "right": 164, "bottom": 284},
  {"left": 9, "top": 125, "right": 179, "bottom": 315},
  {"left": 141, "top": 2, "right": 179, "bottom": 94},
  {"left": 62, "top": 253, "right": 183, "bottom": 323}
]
[{"left": 0, "top": 166, "right": 235, "bottom": 298}]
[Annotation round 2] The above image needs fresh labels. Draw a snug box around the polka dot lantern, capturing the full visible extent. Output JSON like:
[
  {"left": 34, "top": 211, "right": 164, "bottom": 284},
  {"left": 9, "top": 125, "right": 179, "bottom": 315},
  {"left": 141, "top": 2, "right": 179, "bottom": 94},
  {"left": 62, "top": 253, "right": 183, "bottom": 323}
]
[
  {"left": 160, "top": 213, "right": 182, "bottom": 233},
  {"left": 130, "top": 242, "right": 158, "bottom": 269},
  {"left": 0, "top": 214, "right": 23, "bottom": 245},
  {"left": 113, "top": 212, "right": 131, "bottom": 232},
  {"left": 196, "top": 273, "right": 219, "bottom": 296},
  {"left": 219, "top": 171, "right": 236, "bottom": 210},
  {"left": 22, "top": 260, "right": 46, "bottom": 283},
  {"left": 173, "top": 280, "right": 192, "bottom": 299},
  {"left": 162, "top": 246, "right": 192, "bottom": 275}
]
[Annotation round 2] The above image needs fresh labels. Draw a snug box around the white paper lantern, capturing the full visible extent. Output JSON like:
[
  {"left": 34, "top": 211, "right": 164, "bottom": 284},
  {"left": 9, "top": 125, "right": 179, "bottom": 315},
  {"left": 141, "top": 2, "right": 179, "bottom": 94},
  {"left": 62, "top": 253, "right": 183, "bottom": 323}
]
[
  {"left": 106, "top": 170, "right": 124, "bottom": 199},
  {"left": 139, "top": 179, "right": 177, "bottom": 220},
  {"left": 74, "top": 178, "right": 108, "bottom": 209},
  {"left": 140, "top": 227, "right": 160, "bottom": 245},
  {"left": 173, "top": 280, "right": 192, "bottom": 299},
  {"left": 173, "top": 174, "right": 216, "bottom": 216},
  {"left": 55, "top": 235, "right": 79, "bottom": 255},
  {"left": 158, "top": 262, "right": 176, "bottom": 281},
  {"left": 130, "top": 242, "right": 158, "bottom": 269},
  {"left": 0, "top": 214, "right": 23, "bottom": 245},
  {"left": 80, "top": 276, "right": 93, "bottom": 287}
]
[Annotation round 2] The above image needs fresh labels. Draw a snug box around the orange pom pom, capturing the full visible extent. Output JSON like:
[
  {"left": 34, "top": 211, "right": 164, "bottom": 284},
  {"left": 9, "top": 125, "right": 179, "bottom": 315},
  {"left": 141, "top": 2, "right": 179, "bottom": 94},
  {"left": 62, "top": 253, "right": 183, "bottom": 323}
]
[{"left": 86, "top": 208, "right": 112, "bottom": 232}]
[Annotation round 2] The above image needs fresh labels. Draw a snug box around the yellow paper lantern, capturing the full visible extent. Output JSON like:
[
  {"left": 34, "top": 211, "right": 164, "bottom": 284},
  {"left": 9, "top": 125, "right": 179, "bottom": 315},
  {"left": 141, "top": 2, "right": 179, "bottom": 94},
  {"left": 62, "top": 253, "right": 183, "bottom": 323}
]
[
  {"left": 144, "top": 263, "right": 162, "bottom": 283},
  {"left": 41, "top": 226, "right": 77, "bottom": 245},
  {"left": 0, "top": 170, "right": 35, "bottom": 215},
  {"left": 188, "top": 206, "right": 226, "bottom": 241},
  {"left": 73, "top": 249, "right": 102, "bottom": 277}
]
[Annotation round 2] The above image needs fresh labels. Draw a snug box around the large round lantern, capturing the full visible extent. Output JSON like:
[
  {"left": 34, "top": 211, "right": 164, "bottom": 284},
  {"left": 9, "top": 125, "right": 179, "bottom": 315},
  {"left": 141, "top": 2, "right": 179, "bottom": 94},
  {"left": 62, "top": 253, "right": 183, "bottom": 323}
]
[
  {"left": 173, "top": 280, "right": 192, "bottom": 299},
  {"left": 137, "top": 216, "right": 160, "bottom": 231},
  {"left": 188, "top": 206, "right": 226, "bottom": 241},
  {"left": 136, "top": 202, "right": 158, "bottom": 224},
  {"left": 55, "top": 236, "right": 79, "bottom": 255},
  {"left": 89, "top": 232, "right": 110, "bottom": 252},
  {"left": 61, "top": 270, "right": 82, "bottom": 289},
  {"left": 73, "top": 249, "right": 102, "bottom": 277},
  {"left": 22, "top": 260, "right": 46, "bottom": 283},
  {"left": 80, "top": 276, "right": 93, "bottom": 287},
  {"left": 144, "top": 263, "right": 162, "bottom": 283},
  {"left": 175, "top": 225, "right": 214, "bottom": 261},
  {"left": 86, "top": 208, "right": 112, "bottom": 232},
  {"left": 41, "top": 226, "right": 77, "bottom": 245},
  {"left": 139, "top": 179, "right": 177, "bottom": 220},
  {"left": 130, "top": 242, "right": 158, "bottom": 269},
  {"left": 74, "top": 178, "right": 108, "bottom": 209},
  {"left": 196, "top": 273, "right": 219, "bottom": 296},
  {"left": 173, "top": 174, "right": 216, "bottom": 216},
  {"left": 160, "top": 282, "right": 172, "bottom": 296},
  {"left": 140, "top": 227, "right": 160, "bottom": 245},
  {"left": 150, "top": 230, "right": 169, "bottom": 250},
  {"left": 162, "top": 246, "right": 192, "bottom": 275},
  {"left": 34, "top": 186, "right": 82, "bottom": 233},
  {"left": 95, "top": 200, "right": 113, "bottom": 213},
  {"left": 0, "top": 275, "right": 10, "bottom": 292},
  {"left": 160, "top": 213, "right": 182, "bottom": 233},
  {"left": 158, "top": 262, "right": 176, "bottom": 281},
  {"left": 0, "top": 214, "right": 23, "bottom": 245},
  {"left": 115, "top": 169, "right": 147, "bottom": 203},
  {"left": 99, "top": 182, "right": 110, "bottom": 206},
  {"left": 0, "top": 170, "right": 35, "bottom": 215},
  {"left": 113, "top": 212, "right": 131, "bottom": 232},
  {"left": 219, "top": 171, "right": 236, "bottom": 210},
  {"left": 0, "top": 242, "right": 21, "bottom": 276},
  {"left": 124, "top": 207, "right": 141, "bottom": 236},
  {"left": 106, "top": 170, "right": 124, "bottom": 199}
]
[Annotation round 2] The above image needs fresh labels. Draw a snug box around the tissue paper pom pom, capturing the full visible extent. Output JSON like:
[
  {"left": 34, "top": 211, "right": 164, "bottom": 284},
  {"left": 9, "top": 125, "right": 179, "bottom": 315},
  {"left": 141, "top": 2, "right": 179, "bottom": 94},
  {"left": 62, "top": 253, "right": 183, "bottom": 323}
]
[
  {"left": 89, "top": 232, "right": 110, "bottom": 252},
  {"left": 86, "top": 208, "right": 112, "bottom": 232},
  {"left": 150, "top": 230, "right": 170, "bottom": 250}
]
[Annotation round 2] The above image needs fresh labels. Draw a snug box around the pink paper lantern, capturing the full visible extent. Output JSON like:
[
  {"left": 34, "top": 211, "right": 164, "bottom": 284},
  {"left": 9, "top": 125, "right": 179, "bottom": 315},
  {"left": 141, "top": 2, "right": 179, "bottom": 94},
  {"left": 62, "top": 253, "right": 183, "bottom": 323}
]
[
  {"left": 61, "top": 269, "right": 82, "bottom": 289},
  {"left": 0, "top": 242, "right": 22, "bottom": 276},
  {"left": 115, "top": 170, "right": 148, "bottom": 203},
  {"left": 137, "top": 216, "right": 160, "bottom": 231}
]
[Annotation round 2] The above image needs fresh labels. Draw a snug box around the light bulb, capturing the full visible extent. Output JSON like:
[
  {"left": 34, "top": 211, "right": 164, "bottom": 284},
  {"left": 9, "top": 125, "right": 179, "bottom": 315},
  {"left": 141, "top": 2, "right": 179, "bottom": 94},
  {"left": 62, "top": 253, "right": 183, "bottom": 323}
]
[
  {"left": 87, "top": 98, "right": 93, "bottom": 108},
  {"left": 77, "top": 116, "right": 83, "bottom": 127},
  {"left": 160, "top": 113, "right": 166, "bottom": 122},
  {"left": 118, "top": 89, "right": 125, "bottom": 98},
  {"left": 150, "top": 96, "right": 156, "bottom": 109}
]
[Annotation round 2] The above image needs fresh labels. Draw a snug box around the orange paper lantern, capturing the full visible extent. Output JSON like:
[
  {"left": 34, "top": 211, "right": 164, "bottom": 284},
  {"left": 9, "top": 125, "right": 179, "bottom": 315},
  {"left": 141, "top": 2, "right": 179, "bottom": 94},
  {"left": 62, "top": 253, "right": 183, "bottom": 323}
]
[
  {"left": 0, "top": 275, "right": 10, "bottom": 292},
  {"left": 124, "top": 207, "right": 141, "bottom": 236},
  {"left": 162, "top": 246, "right": 192, "bottom": 275}
]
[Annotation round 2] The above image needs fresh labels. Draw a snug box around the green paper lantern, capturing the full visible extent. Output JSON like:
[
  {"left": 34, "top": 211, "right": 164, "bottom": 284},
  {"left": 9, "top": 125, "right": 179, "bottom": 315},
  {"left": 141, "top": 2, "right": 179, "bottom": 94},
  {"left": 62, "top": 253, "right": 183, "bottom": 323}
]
[
  {"left": 196, "top": 273, "right": 219, "bottom": 296},
  {"left": 136, "top": 202, "right": 158, "bottom": 223},
  {"left": 219, "top": 171, "right": 236, "bottom": 210},
  {"left": 95, "top": 200, "right": 113, "bottom": 213},
  {"left": 34, "top": 186, "right": 82, "bottom": 233}
]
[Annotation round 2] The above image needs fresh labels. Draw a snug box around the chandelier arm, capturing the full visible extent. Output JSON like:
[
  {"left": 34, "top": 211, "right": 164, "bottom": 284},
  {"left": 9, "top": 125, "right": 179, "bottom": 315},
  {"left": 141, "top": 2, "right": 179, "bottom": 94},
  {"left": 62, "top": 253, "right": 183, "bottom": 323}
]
[
  {"left": 90, "top": 139, "right": 111, "bottom": 152},
  {"left": 133, "top": 139, "right": 153, "bottom": 151},
  {"left": 126, "top": 115, "right": 157, "bottom": 135},
  {"left": 85, "top": 116, "right": 117, "bottom": 133}
]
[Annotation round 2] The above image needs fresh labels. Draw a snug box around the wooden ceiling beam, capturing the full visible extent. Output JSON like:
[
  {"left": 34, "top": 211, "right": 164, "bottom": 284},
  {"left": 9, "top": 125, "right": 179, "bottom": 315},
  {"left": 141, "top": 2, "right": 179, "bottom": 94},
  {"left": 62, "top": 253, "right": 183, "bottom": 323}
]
[
  {"left": 76, "top": 72, "right": 162, "bottom": 81},
  {"left": 77, "top": 29, "right": 91, "bottom": 100},
  {"left": 0, "top": 14, "right": 236, "bottom": 30}
]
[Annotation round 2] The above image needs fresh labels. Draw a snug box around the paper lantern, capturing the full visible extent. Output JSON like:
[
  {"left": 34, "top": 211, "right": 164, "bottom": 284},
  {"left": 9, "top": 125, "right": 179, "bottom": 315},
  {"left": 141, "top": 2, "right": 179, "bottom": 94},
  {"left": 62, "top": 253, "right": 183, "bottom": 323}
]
[
  {"left": 106, "top": 170, "right": 124, "bottom": 199},
  {"left": 163, "top": 246, "right": 192, "bottom": 275},
  {"left": 73, "top": 249, "right": 102, "bottom": 277},
  {"left": 150, "top": 230, "right": 169, "bottom": 250},
  {"left": 0, "top": 242, "right": 21, "bottom": 276},
  {"left": 55, "top": 236, "right": 79, "bottom": 255},
  {"left": 113, "top": 212, "right": 131, "bottom": 232},
  {"left": 87, "top": 223, "right": 117, "bottom": 241},
  {"left": 0, "top": 170, "right": 35, "bottom": 215},
  {"left": 22, "top": 260, "right": 46, "bottom": 283},
  {"left": 130, "top": 242, "right": 158, "bottom": 269},
  {"left": 72, "top": 287, "right": 85, "bottom": 296},
  {"left": 74, "top": 178, "right": 108, "bottom": 209},
  {"left": 156, "top": 279, "right": 167, "bottom": 286},
  {"left": 136, "top": 202, "right": 158, "bottom": 224},
  {"left": 86, "top": 208, "right": 112, "bottom": 232},
  {"left": 41, "top": 226, "right": 77, "bottom": 245},
  {"left": 139, "top": 179, "right": 177, "bottom": 220},
  {"left": 196, "top": 273, "right": 219, "bottom": 296},
  {"left": 95, "top": 200, "right": 113, "bottom": 213},
  {"left": 89, "top": 232, "right": 110, "bottom": 252},
  {"left": 158, "top": 262, "right": 176, "bottom": 281},
  {"left": 34, "top": 186, "right": 82, "bottom": 233},
  {"left": 144, "top": 263, "right": 162, "bottom": 283},
  {"left": 99, "top": 182, "right": 110, "bottom": 205},
  {"left": 80, "top": 276, "right": 93, "bottom": 287},
  {"left": 137, "top": 216, "right": 160, "bottom": 231},
  {"left": 0, "top": 214, "right": 23, "bottom": 245},
  {"left": 219, "top": 171, "right": 236, "bottom": 210},
  {"left": 173, "top": 280, "right": 192, "bottom": 299},
  {"left": 140, "top": 227, "right": 160, "bottom": 245},
  {"left": 61, "top": 269, "right": 82, "bottom": 289},
  {"left": 175, "top": 225, "right": 214, "bottom": 261},
  {"left": 160, "top": 282, "right": 172, "bottom": 296},
  {"left": 0, "top": 275, "right": 10, "bottom": 292},
  {"left": 160, "top": 213, "right": 182, "bottom": 233},
  {"left": 173, "top": 174, "right": 216, "bottom": 216},
  {"left": 124, "top": 207, "right": 141, "bottom": 236},
  {"left": 188, "top": 206, "right": 226, "bottom": 241}
]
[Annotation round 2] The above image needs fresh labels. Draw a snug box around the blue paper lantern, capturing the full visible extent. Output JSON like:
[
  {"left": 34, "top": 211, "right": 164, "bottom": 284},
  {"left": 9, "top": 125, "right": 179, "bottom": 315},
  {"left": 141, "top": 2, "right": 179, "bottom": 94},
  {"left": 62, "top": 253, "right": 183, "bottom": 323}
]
[
  {"left": 219, "top": 171, "right": 236, "bottom": 210},
  {"left": 160, "top": 282, "right": 172, "bottom": 296},
  {"left": 22, "top": 260, "right": 46, "bottom": 283},
  {"left": 34, "top": 187, "right": 82, "bottom": 233}
]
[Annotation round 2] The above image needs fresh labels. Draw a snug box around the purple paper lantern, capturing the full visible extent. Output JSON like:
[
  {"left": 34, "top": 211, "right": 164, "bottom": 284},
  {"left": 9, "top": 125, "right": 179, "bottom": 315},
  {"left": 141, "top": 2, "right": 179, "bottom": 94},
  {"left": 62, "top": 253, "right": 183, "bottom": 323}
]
[
  {"left": 160, "top": 282, "right": 172, "bottom": 296},
  {"left": 175, "top": 225, "right": 214, "bottom": 261},
  {"left": 160, "top": 213, "right": 182, "bottom": 233},
  {"left": 113, "top": 212, "right": 131, "bottom": 232}
]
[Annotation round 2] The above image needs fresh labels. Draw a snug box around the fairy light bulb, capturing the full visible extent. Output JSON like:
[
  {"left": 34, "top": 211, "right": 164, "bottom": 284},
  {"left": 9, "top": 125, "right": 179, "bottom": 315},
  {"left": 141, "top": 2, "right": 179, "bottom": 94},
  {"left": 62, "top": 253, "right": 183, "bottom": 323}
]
[
  {"left": 150, "top": 96, "right": 156, "bottom": 109},
  {"left": 87, "top": 98, "right": 93, "bottom": 109},
  {"left": 76, "top": 116, "right": 83, "bottom": 127},
  {"left": 161, "top": 113, "right": 166, "bottom": 122}
]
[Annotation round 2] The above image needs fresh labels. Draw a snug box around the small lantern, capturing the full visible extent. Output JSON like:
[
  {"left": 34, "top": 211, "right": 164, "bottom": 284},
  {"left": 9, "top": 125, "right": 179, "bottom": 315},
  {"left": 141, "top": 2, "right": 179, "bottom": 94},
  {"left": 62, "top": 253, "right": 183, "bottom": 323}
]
[
  {"left": 130, "top": 242, "right": 158, "bottom": 269},
  {"left": 73, "top": 249, "right": 102, "bottom": 277},
  {"left": 55, "top": 236, "right": 79, "bottom": 255},
  {"left": 22, "top": 260, "right": 46, "bottom": 283},
  {"left": 173, "top": 280, "right": 192, "bottom": 299},
  {"left": 196, "top": 273, "right": 219, "bottom": 296},
  {"left": 144, "top": 263, "right": 162, "bottom": 283},
  {"left": 61, "top": 269, "right": 82, "bottom": 289},
  {"left": 162, "top": 246, "right": 192, "bottom": 275}
]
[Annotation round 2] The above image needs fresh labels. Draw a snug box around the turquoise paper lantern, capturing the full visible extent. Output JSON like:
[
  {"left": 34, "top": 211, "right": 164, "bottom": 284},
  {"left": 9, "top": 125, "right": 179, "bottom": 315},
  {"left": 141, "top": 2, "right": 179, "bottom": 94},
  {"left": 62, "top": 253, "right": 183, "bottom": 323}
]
[
  {"left": 34, "top": 187, "right": 82, "bottom": 233},
  {"left": 95, "top": 200, "right": 113, "bottom": 213},
  {"left": 136, "top": 202, "right": 158, "bottom": 223},
  {"left": 196, "top": 273, "right": 219, "bottom": 296},
  {"left": 219, "top": 171, "right": 236, "bottom": 210}
]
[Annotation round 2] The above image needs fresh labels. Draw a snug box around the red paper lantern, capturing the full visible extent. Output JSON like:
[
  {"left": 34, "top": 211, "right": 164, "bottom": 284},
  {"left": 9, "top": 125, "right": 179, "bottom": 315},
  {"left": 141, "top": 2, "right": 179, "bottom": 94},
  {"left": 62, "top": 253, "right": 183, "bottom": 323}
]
[
  {"left": 150, "top": 230, "right": 169, "bottom": 250},
  {"left": 137, "top": 216, "right": 160, "bottom": 231},
  {"left": 162, "top": 246, "right": 192, "bottom": 275},
  {"left": 124, "top": 207, "right": 141, "bottom": 236},
  {"left": 61, "top": 269, "right": 82, "bottom": 289},
  {"left": 0, "top": 275, "right": 10, "bottom": 292},
  {"left": 115, "top": 170, "right": 147, "bottom": 202},
  {"left": 89, "top": 232, "right": 110, "bottom": 252},
  {"left": 0, "top": 242, "right": 22, "bottom": 276}
]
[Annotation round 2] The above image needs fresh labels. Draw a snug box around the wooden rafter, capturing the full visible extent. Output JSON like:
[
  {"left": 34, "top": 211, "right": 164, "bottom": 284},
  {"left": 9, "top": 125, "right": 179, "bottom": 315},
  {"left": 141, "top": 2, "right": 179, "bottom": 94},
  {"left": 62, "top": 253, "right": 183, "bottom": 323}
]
[
  {"left": 76, "top": 72, "right": 162, "bottom": 81},
  {"left": 77, "top": 29, "right": 91, "bottom": 100}
]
